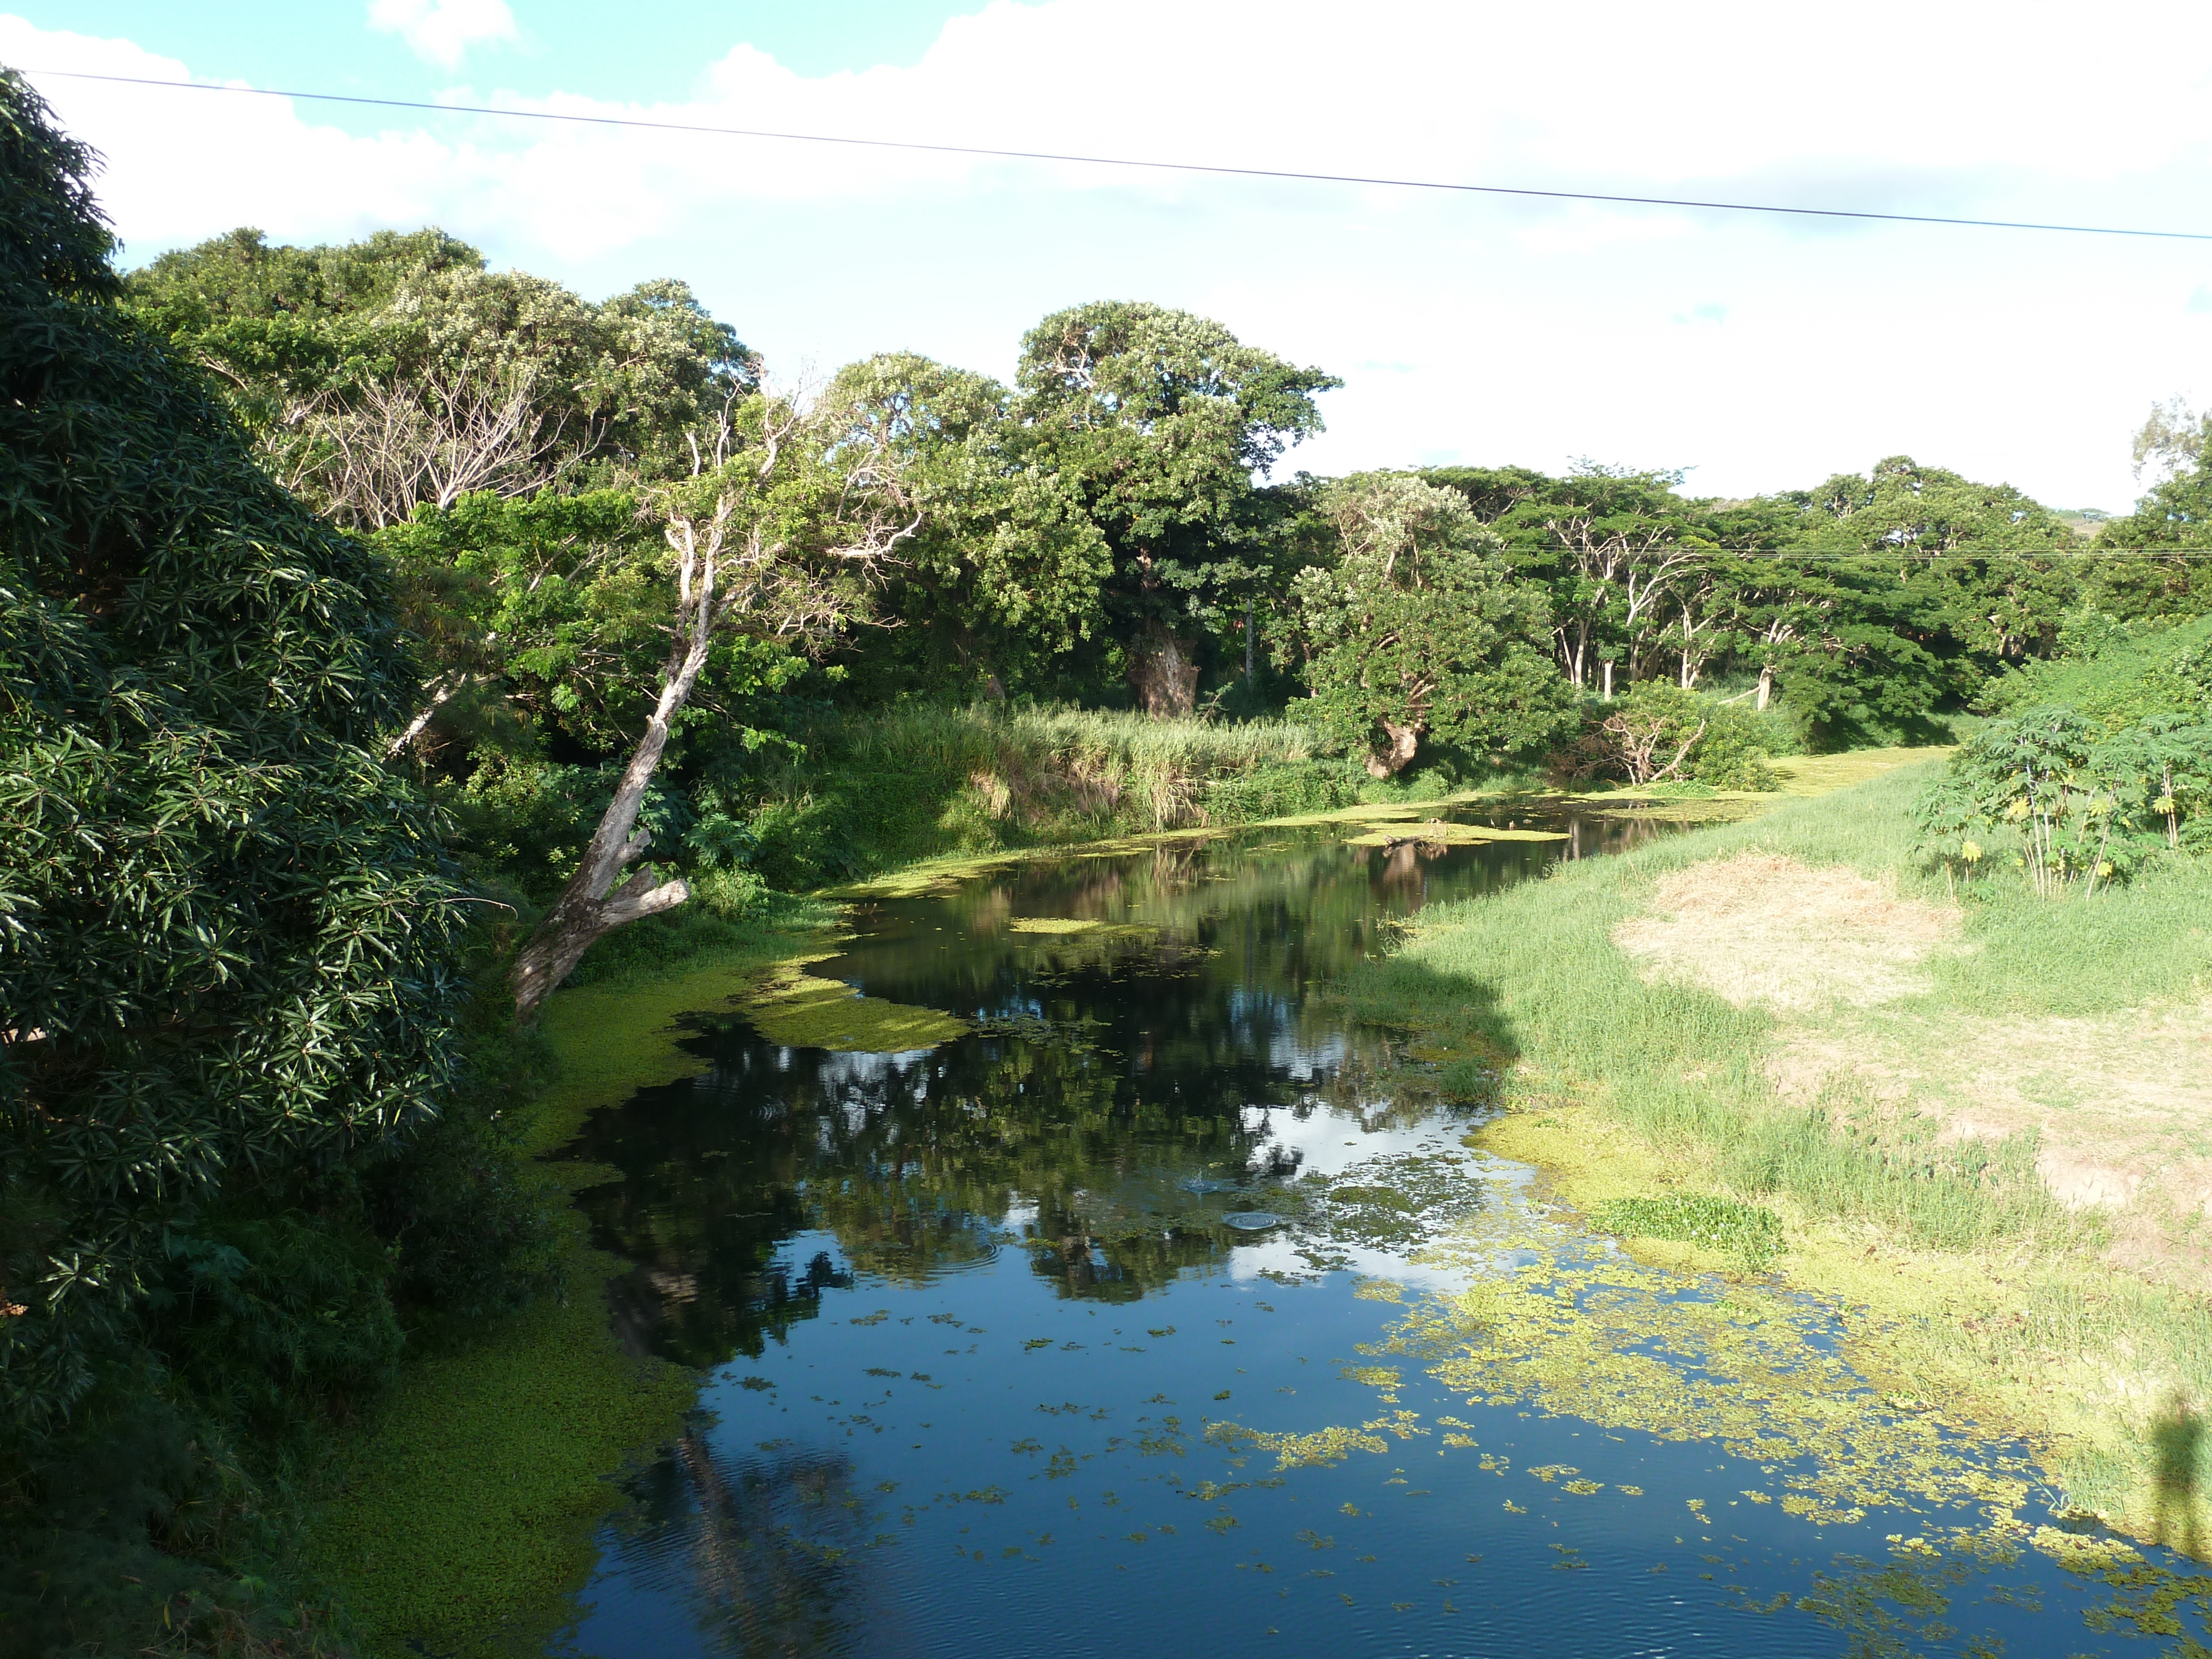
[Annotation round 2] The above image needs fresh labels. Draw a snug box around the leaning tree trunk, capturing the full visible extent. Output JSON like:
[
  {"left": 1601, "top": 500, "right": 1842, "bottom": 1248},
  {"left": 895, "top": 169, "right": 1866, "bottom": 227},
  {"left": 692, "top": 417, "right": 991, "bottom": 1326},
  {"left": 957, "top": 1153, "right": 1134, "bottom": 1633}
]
[{"left": 510, "top": 638, "right": 705, "bottom": 1025}]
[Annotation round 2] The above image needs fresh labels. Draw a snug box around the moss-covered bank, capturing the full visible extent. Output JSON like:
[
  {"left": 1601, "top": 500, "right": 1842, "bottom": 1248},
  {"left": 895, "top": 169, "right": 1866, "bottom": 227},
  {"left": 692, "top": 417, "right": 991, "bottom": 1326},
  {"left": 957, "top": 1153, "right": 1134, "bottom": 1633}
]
[{"left": 304, "top": 908, "right": 842, "bottom": 1658}]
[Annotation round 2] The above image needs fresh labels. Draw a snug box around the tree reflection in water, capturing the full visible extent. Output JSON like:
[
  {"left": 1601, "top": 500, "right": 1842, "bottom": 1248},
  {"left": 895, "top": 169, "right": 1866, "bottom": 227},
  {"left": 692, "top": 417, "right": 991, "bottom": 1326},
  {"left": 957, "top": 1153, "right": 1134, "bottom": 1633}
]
[
  {"left": 578, "top": 1432, "right": 873, "bottom": 1659},
  {"left": 554, "top": 808, "right": 1719, "bottom": 1654}
]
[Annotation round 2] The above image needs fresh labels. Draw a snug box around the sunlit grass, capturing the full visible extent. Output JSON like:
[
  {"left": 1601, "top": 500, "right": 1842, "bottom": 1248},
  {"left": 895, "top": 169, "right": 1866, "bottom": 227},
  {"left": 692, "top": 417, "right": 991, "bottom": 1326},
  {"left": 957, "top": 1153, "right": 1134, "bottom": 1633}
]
[{"left": 1341, "top": 758, "right": 2212, "bottom": 1551}]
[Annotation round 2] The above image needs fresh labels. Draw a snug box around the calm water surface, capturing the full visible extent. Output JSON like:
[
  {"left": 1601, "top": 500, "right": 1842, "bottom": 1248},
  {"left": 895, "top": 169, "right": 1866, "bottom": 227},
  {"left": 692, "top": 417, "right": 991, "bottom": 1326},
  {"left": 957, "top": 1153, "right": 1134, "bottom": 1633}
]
[{"left": 547, "top": 811, "right": 2209, "bottom": 1658}]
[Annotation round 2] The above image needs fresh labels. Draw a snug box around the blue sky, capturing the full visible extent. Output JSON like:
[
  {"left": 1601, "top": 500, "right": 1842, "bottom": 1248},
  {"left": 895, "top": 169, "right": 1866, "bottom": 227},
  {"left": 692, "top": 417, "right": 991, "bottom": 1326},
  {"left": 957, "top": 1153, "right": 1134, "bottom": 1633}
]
[{"left": 9, "top": 1, "right": 2212, "bottom": 512}]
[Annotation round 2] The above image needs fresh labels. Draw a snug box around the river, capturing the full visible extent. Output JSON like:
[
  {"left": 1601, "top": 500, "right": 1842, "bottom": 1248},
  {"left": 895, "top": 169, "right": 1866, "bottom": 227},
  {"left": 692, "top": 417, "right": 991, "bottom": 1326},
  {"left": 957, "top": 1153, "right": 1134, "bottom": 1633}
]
[{"left": 544, "top": 808, "right": 2206, "bottom": 1657}]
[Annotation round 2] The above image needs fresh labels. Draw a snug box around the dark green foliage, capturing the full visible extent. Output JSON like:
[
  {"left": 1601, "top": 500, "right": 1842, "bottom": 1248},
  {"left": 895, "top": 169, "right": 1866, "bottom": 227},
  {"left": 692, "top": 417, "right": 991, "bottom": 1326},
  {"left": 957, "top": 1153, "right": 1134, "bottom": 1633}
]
[
  {"left": 1011, "top": 301, "right": 1339, "bottom": 703},
  {"left": 1289, "top": 473, "right": 1577, "bottom": 776},
  {"left": 0, "top": 71, "right": 564, "bottom": 1658},
  {"left": 2089, "top": 427, "right": 2212, "bottom": 622},
  {"left": 1422, "top": 458, "right": 2080, "bottom": 752},
  {"left": 123, "top": 227, "right": 755, "bottom": 516},
  {"left": 0, "top": 67, "right": 468, "bottom": 1429}
]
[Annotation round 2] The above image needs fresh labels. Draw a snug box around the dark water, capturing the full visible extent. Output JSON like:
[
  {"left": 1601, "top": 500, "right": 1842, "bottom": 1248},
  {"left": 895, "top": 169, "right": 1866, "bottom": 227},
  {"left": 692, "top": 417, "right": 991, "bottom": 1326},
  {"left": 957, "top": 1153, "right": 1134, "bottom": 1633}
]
[{"left": 549, "top": 811, "right": 2210, "bottom": 1658}]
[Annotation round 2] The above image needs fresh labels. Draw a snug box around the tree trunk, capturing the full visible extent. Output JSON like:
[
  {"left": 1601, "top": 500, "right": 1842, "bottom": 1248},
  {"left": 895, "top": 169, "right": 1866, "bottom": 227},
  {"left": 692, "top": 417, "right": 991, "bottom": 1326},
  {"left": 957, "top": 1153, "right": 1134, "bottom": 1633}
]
[
  {"left": 510, "top": 642, "right": 703, "bottom": 1024},
  {"left": 1364, "top": 719, "right": 1421, "bottom": 779},
  {"left": 1756, "top": 663, "right": 1773, "bottom": 712},
  {"left": 1126, "top": 622, "right": 1200, "bottom": 717},
  {"left": 1601, "top": 660, "right": 1615, "bottom": 702}
]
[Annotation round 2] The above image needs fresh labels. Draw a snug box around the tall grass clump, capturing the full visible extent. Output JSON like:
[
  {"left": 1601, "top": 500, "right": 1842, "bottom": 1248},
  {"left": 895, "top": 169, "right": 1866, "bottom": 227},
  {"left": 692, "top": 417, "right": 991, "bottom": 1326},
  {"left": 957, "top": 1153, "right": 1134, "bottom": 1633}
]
[{"left": 743, "top": 703, "right": 1343, "bottom": 887}]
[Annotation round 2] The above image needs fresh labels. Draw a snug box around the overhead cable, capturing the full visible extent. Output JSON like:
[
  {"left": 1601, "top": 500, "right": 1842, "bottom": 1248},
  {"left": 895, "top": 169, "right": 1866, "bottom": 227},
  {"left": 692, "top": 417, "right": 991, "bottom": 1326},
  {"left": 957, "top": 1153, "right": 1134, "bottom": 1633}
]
[{"left": 26, "top": 67, "right": 2212, "bottom": 244}]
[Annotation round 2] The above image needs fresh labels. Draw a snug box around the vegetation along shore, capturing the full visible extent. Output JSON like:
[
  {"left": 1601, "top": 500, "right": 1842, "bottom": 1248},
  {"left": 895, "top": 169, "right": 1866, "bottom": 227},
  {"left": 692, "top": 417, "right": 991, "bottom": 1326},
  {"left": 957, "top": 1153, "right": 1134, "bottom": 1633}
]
[{"left": 4, "top": 60, "right": 2210, "bottom": 1656}]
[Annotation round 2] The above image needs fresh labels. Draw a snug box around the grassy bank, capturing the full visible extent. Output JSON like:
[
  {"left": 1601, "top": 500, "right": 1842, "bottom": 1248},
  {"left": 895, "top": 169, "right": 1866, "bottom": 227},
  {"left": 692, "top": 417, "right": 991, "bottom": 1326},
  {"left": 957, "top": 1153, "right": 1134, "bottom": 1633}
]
[
  {"left": 1340, "top": 755, "right": 2212, "bottom": 1553},
  {"left": 740, "top": 703, "right": 1517, "bottom": 888},
  {"left": 302, "top": 901, "right": 836, "bottom": 1659}
]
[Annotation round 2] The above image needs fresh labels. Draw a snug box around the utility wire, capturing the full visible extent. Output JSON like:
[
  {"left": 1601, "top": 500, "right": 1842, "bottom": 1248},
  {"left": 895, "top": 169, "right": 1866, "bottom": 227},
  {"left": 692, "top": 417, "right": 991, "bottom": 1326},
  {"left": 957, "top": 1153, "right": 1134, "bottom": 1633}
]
[{"left": 28, "top": 66, "right": 2212, "bottom": 244}]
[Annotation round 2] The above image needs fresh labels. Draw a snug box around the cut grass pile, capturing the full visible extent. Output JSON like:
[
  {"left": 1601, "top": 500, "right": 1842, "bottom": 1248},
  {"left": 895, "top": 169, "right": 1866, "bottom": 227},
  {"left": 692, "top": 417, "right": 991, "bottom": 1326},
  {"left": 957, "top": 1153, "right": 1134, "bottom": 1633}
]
[{"left": 1340, "top": 754, "right": 2212, "bottom": 1553}]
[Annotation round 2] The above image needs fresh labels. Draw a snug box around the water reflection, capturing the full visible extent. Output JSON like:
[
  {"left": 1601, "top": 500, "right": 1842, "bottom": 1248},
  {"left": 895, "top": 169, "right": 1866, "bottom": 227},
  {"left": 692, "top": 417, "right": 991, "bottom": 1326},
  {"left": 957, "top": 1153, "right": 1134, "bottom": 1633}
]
[{"left": 549, "top": 809, "right": 2210, "bottom": 1658}]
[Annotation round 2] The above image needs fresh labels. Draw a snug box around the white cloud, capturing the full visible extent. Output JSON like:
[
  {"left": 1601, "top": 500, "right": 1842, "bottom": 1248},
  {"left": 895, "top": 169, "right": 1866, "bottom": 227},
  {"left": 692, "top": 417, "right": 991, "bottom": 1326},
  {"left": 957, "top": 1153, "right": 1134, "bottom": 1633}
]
[
  {"left": 9, "top": 1, "right": 2212, "bottom": 511},
  {"left": 365, "top": 0, "right": 516, "bottom": 70}
]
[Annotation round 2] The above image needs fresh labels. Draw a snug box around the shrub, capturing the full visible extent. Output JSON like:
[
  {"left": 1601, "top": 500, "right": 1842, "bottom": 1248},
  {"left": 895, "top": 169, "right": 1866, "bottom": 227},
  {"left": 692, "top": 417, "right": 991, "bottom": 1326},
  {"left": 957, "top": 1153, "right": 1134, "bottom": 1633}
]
[{"left": 1552, "top": 683, "right": 1783, "bottom": 791}]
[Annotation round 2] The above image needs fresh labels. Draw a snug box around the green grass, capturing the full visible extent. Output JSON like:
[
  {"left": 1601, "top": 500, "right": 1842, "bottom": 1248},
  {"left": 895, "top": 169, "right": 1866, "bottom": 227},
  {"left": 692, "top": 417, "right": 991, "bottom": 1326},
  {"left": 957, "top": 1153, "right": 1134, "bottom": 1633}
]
[
  {"left": 743, "top": 703, "right": 1369, "bottom": 888},
  {"left": 1590, "top": 1193, "right": 1783, "bottom": 1269},
  {"left": 1339, "top": 757, "right": 2212, "bottom": 1549}
]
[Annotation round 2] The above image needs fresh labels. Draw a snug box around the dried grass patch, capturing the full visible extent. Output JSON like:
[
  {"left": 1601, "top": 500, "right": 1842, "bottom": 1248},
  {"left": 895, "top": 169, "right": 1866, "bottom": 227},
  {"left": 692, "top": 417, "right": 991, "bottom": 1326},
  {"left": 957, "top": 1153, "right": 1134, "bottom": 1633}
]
[
  {"left": 1613, "top": 852, "right": 2212, "bottom": 1274},
  {"left": 1612, "top": 851, "right": 1963, "bottom": 1011}
]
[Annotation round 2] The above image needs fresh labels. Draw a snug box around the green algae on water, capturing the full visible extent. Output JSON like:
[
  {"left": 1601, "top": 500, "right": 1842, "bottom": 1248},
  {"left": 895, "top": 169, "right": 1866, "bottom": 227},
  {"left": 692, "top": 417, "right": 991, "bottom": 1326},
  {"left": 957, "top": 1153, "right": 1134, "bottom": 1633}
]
[
  {"left": 1342, "top": 820, "right": 1569, "bottom": 848},
  {"left": 743, "top": 957, "right": 971, "bottom": 1051}
]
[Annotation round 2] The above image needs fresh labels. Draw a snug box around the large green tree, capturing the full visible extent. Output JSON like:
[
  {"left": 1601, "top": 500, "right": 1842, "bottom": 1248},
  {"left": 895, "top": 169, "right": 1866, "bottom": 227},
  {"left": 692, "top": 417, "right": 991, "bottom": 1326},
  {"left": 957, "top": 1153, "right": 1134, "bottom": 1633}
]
[
  {"left": 816, "top": 352, "right": 1110, "bottom": 701},
  {"left": 124, "top": 227, "right": 753, "bottom": 527},
  {"left": 1288, "top": 474, "right": 1571, "bottom": 776},
  {"left": 1013, "top": 302, "right": 1337, "bottom": 713},
  {"left": 1, "top": 75, "right": 466, "bottom": 1430},
  {"left": 2094, "top": 403, "right": 2212, "bottom": 620}
]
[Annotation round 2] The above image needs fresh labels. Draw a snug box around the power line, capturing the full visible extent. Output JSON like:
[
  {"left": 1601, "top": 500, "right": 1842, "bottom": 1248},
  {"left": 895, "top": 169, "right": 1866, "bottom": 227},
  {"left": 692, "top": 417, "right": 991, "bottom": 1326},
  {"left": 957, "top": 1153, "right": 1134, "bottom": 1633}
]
[{"left": 28, "top": 66, "right": 2212, "bottom": 245}]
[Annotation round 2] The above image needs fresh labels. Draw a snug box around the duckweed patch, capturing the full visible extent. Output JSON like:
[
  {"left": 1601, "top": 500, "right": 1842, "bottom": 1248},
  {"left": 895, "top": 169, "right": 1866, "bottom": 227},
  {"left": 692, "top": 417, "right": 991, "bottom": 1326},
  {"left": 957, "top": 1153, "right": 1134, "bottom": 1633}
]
[
  {"left": 741, "top": 958, "right": 971, "bottom": 1051},
  {"left": 302, "top": 1227, "right": 695, "bottom": 1658},
  {"left": 1009, "top": 916, "right": 1102, "bottom": 934},
  {"left": 1361, "top": 1230, "right": 2036, "bottom": 1530},
  {"left": 1342, "top": 821, "right": 1569, "bottom": 848},
  {"left": 1593, "top": 1194, "right": 1784, "bottom": 1270},
  {"left": 310, "top": 913, "right": 839, "bottom": 1655}
]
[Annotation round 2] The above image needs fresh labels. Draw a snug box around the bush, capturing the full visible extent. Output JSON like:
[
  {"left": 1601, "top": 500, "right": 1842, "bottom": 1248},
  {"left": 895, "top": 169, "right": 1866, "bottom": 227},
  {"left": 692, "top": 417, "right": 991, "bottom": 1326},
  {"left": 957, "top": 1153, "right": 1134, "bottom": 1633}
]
[{"left": 1552, "top": 682, "right": 1786, "bottom": 791}]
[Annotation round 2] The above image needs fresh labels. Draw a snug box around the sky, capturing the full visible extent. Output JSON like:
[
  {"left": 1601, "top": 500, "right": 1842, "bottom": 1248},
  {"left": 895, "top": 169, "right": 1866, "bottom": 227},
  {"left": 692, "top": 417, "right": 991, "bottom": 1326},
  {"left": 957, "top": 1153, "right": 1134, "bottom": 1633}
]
[{"left": 8, "top": 1, "right": 2212, "bottom": 512}]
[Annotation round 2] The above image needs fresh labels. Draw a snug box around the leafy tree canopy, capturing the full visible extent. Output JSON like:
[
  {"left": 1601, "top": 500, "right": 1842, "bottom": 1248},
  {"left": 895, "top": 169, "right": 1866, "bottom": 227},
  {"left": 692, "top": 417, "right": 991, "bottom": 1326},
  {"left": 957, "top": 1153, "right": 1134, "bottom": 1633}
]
[
  {"left": 1288, "top": 473, "right": 1571, "bottom": 776},
  {"left": 1013, "top": 301, "right": 1338, "bottom": 712},
  {"left": 1, "top": 72, "right": 467, "bottom": 1431},
  {"left": 123, "top": 226, "right": 755, "bottom": 525},
  {"left": 818, "top": 352, "right": 1110, "bottom": 701}
]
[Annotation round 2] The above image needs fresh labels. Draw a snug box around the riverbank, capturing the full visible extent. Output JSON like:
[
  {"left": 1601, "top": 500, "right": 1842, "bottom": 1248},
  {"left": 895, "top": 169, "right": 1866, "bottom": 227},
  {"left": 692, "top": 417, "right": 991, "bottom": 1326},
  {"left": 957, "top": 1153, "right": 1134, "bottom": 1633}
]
[
  {"left": 1340, "top": 755, "right": 2212, "bottom": 1554},
  {"left": 302, "top": 905, "right": 839, "bottom": 1658}
]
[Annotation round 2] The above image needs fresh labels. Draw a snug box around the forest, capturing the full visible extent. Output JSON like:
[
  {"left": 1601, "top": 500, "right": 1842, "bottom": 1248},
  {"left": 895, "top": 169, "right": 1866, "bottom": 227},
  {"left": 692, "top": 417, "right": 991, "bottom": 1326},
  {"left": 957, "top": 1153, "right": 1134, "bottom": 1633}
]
[{"left": 6, "top": 64, "right": 2212, "bottom": 1656}]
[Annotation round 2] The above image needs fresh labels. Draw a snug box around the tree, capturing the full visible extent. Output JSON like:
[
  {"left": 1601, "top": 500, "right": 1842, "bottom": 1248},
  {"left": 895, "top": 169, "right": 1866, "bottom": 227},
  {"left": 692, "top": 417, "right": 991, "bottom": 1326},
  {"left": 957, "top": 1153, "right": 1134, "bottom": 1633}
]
[
  {"left": 124, "top": 228, "right": 754, "bottom": 525},
  {"left": 0, "top": 74, "right": 466, "bottom": 1428},
  {"left": 817, "top": 352, "right": 1110, "bottom": 701},
  {"left": 1013, "top": 302, "right": 1337, "bottom": 714},
  {"left": 2093, "top": 405, "right": 2212, "bottom": 620},
  {"left": 507, "top": 388, "right": 921, "bottom": 1021},
  {"left": 1780, "top": 455, "right": 2080, "bottom": 669},
  {"left": 1423, "top": 464, "right": 1720, "bottom": 698},
  {"left": 1287, "top": 474, "right": 1572, "bottom": 777}
]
